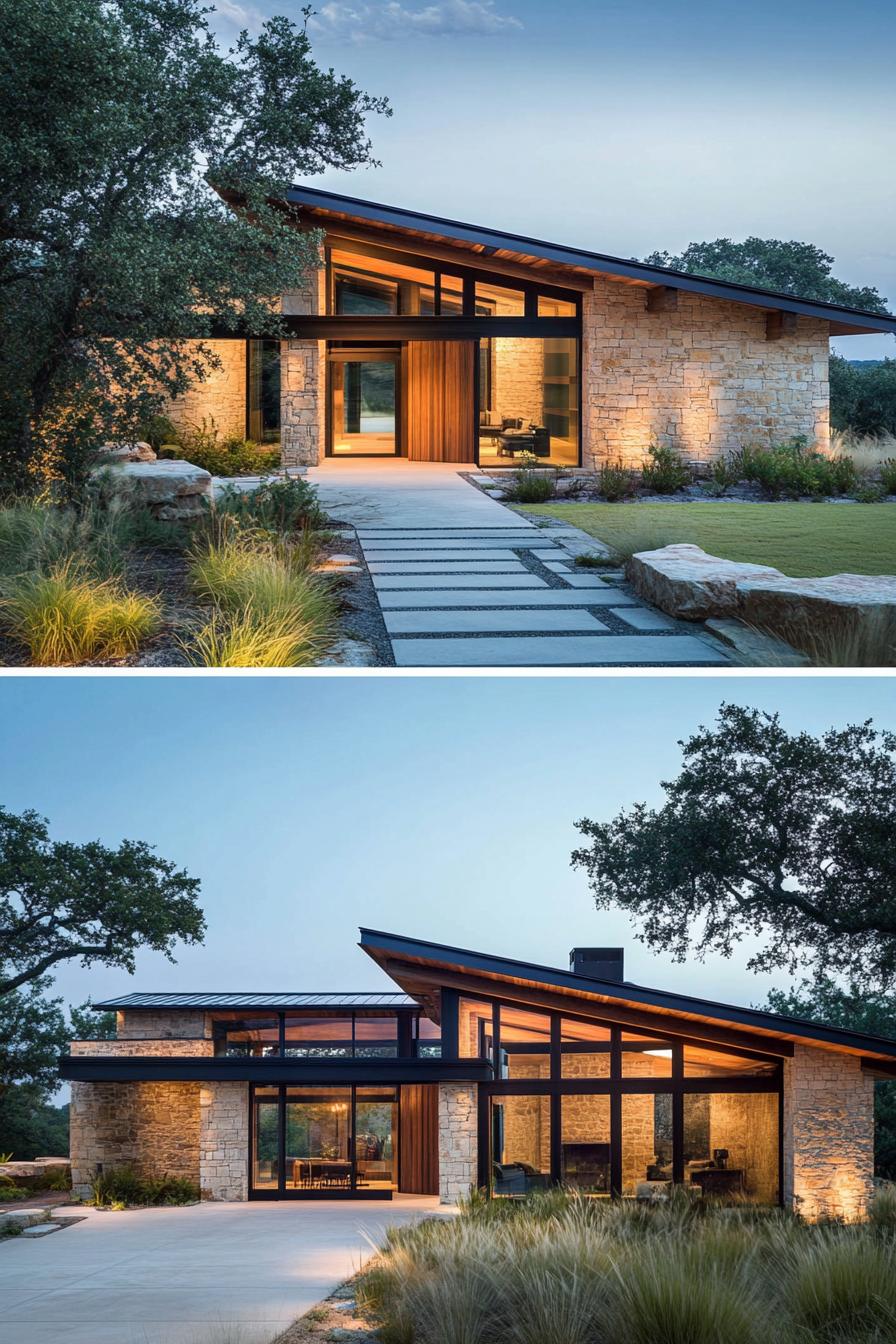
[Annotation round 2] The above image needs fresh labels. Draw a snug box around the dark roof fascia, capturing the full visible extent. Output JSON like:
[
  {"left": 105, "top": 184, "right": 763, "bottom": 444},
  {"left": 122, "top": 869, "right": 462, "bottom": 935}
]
[
  {"left": 59, "top": 1054, "right": 491, "bottom": 1085},
  {"left": 359, "top": 928, "right": 896, "bottom": 1062},
  {"left": 94, "top": 992, "right": 418, "bottom": 1011},
  {"left": 285, "top": 185, "right": 896, "bottom": 335}
]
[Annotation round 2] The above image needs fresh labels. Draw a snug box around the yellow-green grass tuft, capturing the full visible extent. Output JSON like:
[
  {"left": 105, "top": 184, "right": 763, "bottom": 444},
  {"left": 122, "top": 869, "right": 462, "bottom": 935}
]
[{"left": 2, "top": 562, "right": 161, "bottom": 665}]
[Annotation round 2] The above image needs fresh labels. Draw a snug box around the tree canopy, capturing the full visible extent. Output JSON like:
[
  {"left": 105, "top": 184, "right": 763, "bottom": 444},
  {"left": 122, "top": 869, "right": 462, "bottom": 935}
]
[
  {"left": 642, "top": 238, "right": 889, "bottom": 314},
  {"left": 830, "top": 354, "right": 896, "bottom": 437},
  {"left": 0, "top": 805, "right": 204, "bottom": 996},
  {"left": 0, "top": 0, "right": 390, "bottom": 494},
  {"left": 572, "top": 705, "right": 896, "bottom": 988}
]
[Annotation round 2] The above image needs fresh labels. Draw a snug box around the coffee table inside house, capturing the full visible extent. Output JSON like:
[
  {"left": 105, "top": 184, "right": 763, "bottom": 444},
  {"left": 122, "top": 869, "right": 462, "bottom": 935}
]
[
  {"left": 290, "top": 1157, "right": 352, "bottom": 1189},
  {"left": 496, "top": 427, "right": 551, "bottom": 457},
  {"left": 689, "top": 1168, "right": 745, "bottom": 1197}
]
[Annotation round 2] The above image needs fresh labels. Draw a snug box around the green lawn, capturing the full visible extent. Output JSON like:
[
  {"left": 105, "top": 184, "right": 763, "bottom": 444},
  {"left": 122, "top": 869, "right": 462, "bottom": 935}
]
[{"left": 519, "top": 502, "right": 896, "bottom": 577}]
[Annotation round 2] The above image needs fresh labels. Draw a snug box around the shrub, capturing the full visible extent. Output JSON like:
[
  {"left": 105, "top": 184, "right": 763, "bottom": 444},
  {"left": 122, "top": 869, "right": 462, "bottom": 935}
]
[
  {"left": 90, "top": 1166, "right": 199, "bottom": 1207},
  {"left": 739, "top": 438, "right": 857, "bottom": 499},
  {"left": 163, "top": 419, "right": 281, "bottom": 477},
  {"left": 599, "top": 459, "right": 636, "bottom": 501},
  {"left": 880, "top": 457, "right": 896, "bottom": 494},
  {"left": 1, "top": 561, "right": 161, "bottom": 665},
  {"left": 706, "top": 455, "right": 742, "bottom": 496},
  {"left": 0, "top": 1183, "right": 30, "bottom": 1201},
  {"left": 185, "top": 539, "right": 337, "bottom": 668},
  {"left": 505, "top": 465, "right": 555, "bottom": 503},
  {"left": 215, "top": 476, "right": 327, "bottom": 535},
  {"left": 640, "top": 442, "right": 692, "bottom": 494},
  {"left": 136, "top": 414, "right": 178, "bottom": 452},
  {"left": 868, "top": 1182, "right": 896, "bottom": 1231},
  {"left": 574, "top": 553, "right": 618, "bottom": 569}
]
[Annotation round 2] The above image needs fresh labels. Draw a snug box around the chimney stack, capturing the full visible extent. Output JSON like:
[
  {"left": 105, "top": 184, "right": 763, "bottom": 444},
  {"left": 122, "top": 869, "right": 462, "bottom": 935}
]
[{"left": 569, "top": 948, "right": 624, "bottom": 981}]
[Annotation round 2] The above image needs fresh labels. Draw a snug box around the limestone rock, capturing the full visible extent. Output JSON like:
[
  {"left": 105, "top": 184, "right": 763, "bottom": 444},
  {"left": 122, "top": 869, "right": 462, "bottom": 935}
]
[
  {"left": 736, "top": 573, "right": 896, "bottom": 650},
  {"left": 626, "top": 544, "right": 783, "bottom": 620},
  {"left": 96, "top": 440, "right": 156, "bottom": 463},
  {"left": 95, "top": 459, "right": 213, "bottom": 520},
  {"left": 318, "top": 638, "right": 378, "bottom": 667}
]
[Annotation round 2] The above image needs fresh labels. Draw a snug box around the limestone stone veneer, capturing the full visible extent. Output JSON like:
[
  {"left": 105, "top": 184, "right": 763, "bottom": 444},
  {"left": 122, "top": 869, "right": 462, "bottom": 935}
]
[
  {"left": 783, "top": 1043, "right": 875, "bottom": 1221},
  {"left": 438, "top": 1081, "right": 477, "bottom": 1204}
]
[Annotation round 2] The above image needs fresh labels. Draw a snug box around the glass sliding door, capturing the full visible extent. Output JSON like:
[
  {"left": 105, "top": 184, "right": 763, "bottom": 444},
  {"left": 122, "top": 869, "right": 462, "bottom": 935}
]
[
  {"left": 285, "top": 1087, "right": 352, "bottom": 1192},
  {"left": 251, "top": 1087, "right": 280, "bottom": 1193},
  {"left": 329, "top": 351, "right": 399, "bottom": 456},
  {"left": 249, "top": 1083, "right": 398, "bottom": 1197}
]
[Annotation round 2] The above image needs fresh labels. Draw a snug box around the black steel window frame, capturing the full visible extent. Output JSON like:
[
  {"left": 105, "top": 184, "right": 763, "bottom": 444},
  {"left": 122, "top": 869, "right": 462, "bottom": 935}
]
[
  {"left": 451, "top": 992, "right": 784, "bottom": 1203},
  {"left": 325, "top": 345, "right": 402, "bottom": 459},
  {"left": 248, "top": 1082, "right": 399, "bottom": 1201},
  {"left": 324, "top": 238, "right": 583, "bottom": 321},
  {"left": 213, "top": 1008, "right": 430, "bottom": 1059}
]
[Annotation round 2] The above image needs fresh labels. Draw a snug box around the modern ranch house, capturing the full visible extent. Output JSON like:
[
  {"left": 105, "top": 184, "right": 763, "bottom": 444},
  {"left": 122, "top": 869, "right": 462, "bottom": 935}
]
[
  {"left": 63, "top": 931, "right": 896, "bottom": 1220},
  {"left": 166, "top": 186, "right": 896, "bottom": 469}
]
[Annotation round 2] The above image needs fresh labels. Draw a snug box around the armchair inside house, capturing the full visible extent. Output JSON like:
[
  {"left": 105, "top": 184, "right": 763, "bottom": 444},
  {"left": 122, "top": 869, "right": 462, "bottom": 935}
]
[{"left": 492, "top": 1161, "right": 550, "bottom": 1196}]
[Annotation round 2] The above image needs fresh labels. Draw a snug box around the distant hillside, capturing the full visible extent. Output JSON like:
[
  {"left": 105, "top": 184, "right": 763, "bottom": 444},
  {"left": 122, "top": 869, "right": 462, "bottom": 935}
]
[{"left": 850, "top": 360, "right": 885, "bottom": 368}]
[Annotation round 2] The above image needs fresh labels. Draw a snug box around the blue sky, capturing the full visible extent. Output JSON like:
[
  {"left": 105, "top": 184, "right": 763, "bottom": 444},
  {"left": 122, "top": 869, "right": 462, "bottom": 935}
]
[
  {"left": 210, "top": 0, "right": 896, "bottom": 359},
  {"left": 3, "top": 674, "right": 893, "bottom": 1026}
]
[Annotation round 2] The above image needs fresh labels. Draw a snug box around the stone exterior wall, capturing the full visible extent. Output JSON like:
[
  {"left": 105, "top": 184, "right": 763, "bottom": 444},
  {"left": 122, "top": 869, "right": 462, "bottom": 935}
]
[
  {"left": 164, "top": 340, "right": 247, "bottom": 438},
  {"left": 116, "top": 1009, "right": 209, "bottom": 1039},
  {"left": 71, "top": 1039, "right": 212, "bottom": 1057},
  {"left": 783, "top": 1043, "right": 875, "bottom": 1221},
  {"left": 69, "top": 1080, "right": 200, "bottom": 1198},
  {"left": 581, "top": 280, "right": 830, "bottom": 468},
  {"left": 438, "top": 1081, "right": 477, "bottom": 1205},
  {"left": 281, "top": 266, "right": 326, "bottom": 467},
  {"left": 199, "top": 1081, "right": 249, "bottom": 1201}
]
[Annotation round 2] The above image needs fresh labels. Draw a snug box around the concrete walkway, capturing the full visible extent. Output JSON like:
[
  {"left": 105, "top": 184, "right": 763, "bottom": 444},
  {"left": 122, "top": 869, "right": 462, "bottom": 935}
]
[
  {"left": 309, "top": 461, "right": 729, "bottom": 668},
  {"left": 0, "top": 1196, "right": 442, "bottom": 1344}
]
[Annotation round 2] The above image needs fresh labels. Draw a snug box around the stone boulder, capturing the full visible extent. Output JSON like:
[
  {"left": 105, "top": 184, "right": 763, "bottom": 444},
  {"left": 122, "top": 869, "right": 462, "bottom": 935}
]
[
  {"left": 95, "top": 440, "right": 156, "bottom": 464},
  {"left": 94, "top": 459, "right": 213, "bottom": 520},
  {"left": 736, "top": 574, "right": 896, "bottom": 650},
  {"left": 626, "top": 544, "right": 784, "bottom": 620}
]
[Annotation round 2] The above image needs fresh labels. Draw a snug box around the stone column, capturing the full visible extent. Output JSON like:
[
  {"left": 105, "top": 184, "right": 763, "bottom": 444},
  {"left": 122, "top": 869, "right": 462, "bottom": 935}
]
[
  {"left": 438, "top": 1081, "right": 478, "bottom": 1205},
  {"left": 199, "top": 1081, "right": 249, "bottom": 1201},
  {"left": 783, "top": 1043, "right": 875, "bottom": 1221},
  {"left": 281, "top": 266, "right": 325, "bottom": 468}
]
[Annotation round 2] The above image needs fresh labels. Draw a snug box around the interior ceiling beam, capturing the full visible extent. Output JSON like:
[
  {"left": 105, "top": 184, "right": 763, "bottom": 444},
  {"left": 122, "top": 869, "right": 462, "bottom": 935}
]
[
  {"left": 312, "top": 220, "right": 595, "bottom": 293},
  {"left": 645, "top": 285, "right": 679, "bottom": 313},
  {"left": 378, "top": 959, "right": 794, "bottom": 1058},
  {"left": 766, "top": 310, "right": 799, "bottom": 340}
]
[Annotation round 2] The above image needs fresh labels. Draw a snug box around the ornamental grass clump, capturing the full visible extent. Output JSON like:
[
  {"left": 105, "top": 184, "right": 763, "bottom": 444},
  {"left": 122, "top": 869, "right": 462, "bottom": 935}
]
[
  {"left": 778, "top": 1232, "right": 896, "bottom": 1342},
  {"left": 185, "top": 537, "right": 337, "bottom": 668},
  {"left": 1, "top": 561, "right": 161, "bottom": 665}
]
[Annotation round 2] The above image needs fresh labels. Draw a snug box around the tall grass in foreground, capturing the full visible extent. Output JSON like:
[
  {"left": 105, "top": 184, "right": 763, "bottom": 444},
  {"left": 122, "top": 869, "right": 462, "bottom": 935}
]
[
  {"left": 184, "top": 536, "right": 337, "bottom": 668},
  {"left": 356, "top": 1188, "right": 896, "bottom": 1344},
  {"left": 1, "top": 561, "right": 161, "bottom": 664},
  {"left": 748, "top": 610, "right": 896, "bottom": 669}
]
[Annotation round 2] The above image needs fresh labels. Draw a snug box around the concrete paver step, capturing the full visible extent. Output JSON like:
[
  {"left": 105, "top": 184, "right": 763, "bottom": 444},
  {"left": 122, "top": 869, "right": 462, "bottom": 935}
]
[
  {"left": 372, "top": 573, "right": 547, "bottom": 590},
  {"left": 378, "top": 588, "right": 639, "bottom": 608},
  {"left": 385, "top": 609, "right": 610, "bottom": 634},
  {"left": 610, "top": 606, "right": 678, "bottom": 631},
  {"left": 363, "top": 549, "right": 526, "bottom": 563},
  {"left": 359, "top": 536, "right": 559, "bottom": 550},
  {"left": 367, "top": 561, "right": 527, "bottom": 573},
  {"left": 392, "top": 635, "right": 729, "bottom": 667}
]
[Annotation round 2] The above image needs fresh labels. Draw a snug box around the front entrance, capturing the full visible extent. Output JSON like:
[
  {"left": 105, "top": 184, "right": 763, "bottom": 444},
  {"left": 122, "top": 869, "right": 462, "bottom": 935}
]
[
  {"left": 249, "top": 1083, "right": 438, "bottom": 1199},
  {"left": 327, "top": 341, "right": 476, "bottom": 462},
  {"left": 329, "top": 350, "right": 399, "bottom": 456}
]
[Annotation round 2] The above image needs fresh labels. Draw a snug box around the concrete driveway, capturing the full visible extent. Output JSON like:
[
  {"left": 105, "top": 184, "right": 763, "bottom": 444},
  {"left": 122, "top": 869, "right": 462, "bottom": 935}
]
[{"left": 0, "top": 1196, "right": 442, "bottom": 1344}]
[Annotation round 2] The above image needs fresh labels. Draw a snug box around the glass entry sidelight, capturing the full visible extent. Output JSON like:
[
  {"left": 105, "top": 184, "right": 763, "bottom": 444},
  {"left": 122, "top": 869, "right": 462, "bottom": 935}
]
[
  {"left": 250, "top": 1083, "right": 399, "bottom": 1197},
  {"left": 329, "top": 350, "right": 399, "bottom": 455}
]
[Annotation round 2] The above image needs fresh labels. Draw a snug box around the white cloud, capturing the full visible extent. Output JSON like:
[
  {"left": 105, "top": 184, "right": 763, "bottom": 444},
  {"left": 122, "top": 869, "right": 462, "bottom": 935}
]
[
  {"left": 309, "top": 0, "right": 523, "bottom": 43},
  {"left": 211, "top": 0, "right": 267, "bottom": 33}
]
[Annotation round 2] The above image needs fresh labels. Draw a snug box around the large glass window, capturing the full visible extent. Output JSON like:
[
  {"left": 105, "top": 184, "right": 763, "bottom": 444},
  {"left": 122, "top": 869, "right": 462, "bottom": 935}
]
[
  {"left": 213, "top": 1015, "right": 279, "bottom": 1057},
  {"left": 355, "top": 1087, "right": 398, "bottom": 1190},
  {"left": 330, "top": 249, "right": 436, "bottom": 315},
  {"left": 683, "top": 1045, "right": 778, "bottom": 1078},
  {"left": 478, "top": 337, "right": 579, "bottom": 469},
  {"left": 285, "top": 1087, "right": 352, "bottom": 1191},
  {"left": 499, "top": 1006, "right": 551, "bottom": 1081},
  {"left": 561, "top": 1094, "right": 611, "bottom": 1194},
  {"left": 561, "top": 1018, "right": 611, "bottom": 1080},
  {"left": 247, "top": 340, "right": 281, "bottom": 443},
  {"left": 330, "top": 354, "right": 398, "bottom": 455},
  {"left": 415, "top": 1015, "right": 441, "bottom": 1058},
  {"left": 459, "top": 999, "right": 494, "bottom": 1058},
  {"left": 621, "top": 1033, "right": 674, "bottom": 1079},
  {"left": 622, "top": 1093, "right": 673, "bottom": 1198},
  {"left": 491, "top": 1094, "right": 551, "bottom": 1195},
  {"left": 353, "top": 1014, "right": 399, "bottom": 1058},
  {"left": 252, "top": 1086, "right": 279, "bottom": 1190},
  {"left": 475, "top": 280, "right": 525, "bottom": 316},
  {"left": 683, "top": 1092, "right": 779, "bottom": 1203},
  {"left": 283, "top": 1015, "right": 353, "bottom": 1058}
]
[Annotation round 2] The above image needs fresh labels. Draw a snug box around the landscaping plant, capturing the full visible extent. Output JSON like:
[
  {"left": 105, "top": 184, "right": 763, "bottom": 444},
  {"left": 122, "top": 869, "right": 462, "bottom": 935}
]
[
  {"left": 160, "top": 421, "right": 281, "bottom": 477},
  {"left": 214, "top": 477, "right": 328, "bottom": 535},
  {"left": 639, "top": 442, "right": 692, "bottom": 494},
  {"left": 598, "top": 458, "right": 636, "bottom": 501},
  {"left": 1, "top": 560, "right": 161, "bottom": 665},
  {"left": 90, "top": 1165, "right": 199, "bottom": 1208},
  {"left": 505, "top": 458, "right": 556, "bottom": 504}
]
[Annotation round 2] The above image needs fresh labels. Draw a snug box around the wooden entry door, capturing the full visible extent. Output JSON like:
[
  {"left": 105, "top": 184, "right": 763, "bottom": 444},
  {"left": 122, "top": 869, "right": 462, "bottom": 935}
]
[
  {"left": 406, "top": 341, "right": 475, "bottom": 462},
  {"left": 399, "top": 1084, "right": 439, "bottom": 1194}
]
